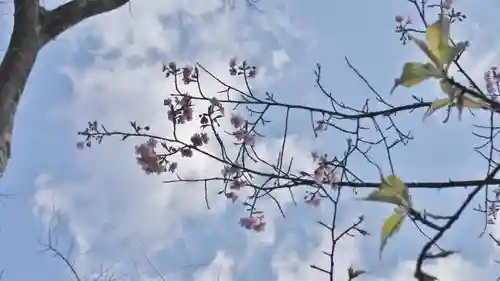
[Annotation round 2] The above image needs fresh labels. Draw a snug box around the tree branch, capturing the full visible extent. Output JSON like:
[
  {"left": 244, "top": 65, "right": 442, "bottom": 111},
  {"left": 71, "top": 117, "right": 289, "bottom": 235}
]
[
  {"left": 0, "top": 0, "right": 42, "bottom": 177},
  {"left": 40, "top": 0, "right": 130, "bottom": 45},
  {"left": 0, "top": 0, "right": 131, "bottom": 178}
]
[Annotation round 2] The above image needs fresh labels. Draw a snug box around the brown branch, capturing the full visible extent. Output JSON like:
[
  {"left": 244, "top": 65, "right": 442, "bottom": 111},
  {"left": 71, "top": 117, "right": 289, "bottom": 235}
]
[
  {"left": 0, "top": 0, "right": 131, "bottom": 178},
  {"left": 0, "top": 0, "right": 42, "bottom": 177},
  {"left": 39, "top": 0, "right": 131, "bottom": 45}
]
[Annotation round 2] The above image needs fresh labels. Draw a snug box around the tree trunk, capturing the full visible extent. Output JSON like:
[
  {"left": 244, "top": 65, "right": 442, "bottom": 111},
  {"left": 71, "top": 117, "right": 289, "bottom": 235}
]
[{"left": 0, "top": 0, "right": 129, "bottom": 178}]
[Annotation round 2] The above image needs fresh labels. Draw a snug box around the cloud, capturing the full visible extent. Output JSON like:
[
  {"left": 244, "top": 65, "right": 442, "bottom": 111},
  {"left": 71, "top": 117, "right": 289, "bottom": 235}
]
[
  {"left": 272, "top": 50, "right": 290, "bottom": 70},
  {"left": 272, "top": 224, "right": 361, "bottom": 281},
  {"left": 192, "top": 251, "right": 235, "bottom": 281},
  {"left": 271, "top": 215, "right": 497, "bottom": 281},
  {"left": 28, "top": 1, "right": 500, "bottom": 281},
  {"left": 32, "top": 0, "right": 312, "bottom": 276}
]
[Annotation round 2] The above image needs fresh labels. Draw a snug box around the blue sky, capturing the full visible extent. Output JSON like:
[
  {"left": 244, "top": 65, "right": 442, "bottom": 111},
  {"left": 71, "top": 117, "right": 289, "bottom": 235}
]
[{"left": 1, "top": 0, "right": 500, "bottom": 280}]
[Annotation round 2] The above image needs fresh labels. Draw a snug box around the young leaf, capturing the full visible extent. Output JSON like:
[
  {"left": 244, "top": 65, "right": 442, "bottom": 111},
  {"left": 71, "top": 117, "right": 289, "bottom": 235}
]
[
  {"left": 430, "top": 98, "right": 451, "bottom": 110},
  {"left": 391, "top": 62, "right": 443, "bottom": 94},
  {"left": 423, "top": 98, "right": 451, "bottom": 119},
  {"left": 362, "top": 188, "right": 404, "bottom": 206},
  {"left": 439, "top": 79, "right": 455, "bottom": 97},
  {"left": 439, "top": 80, "right": 489, "bottom": 109},
  {"left": 409, "top": 35, "right": 442, "bottom": 69},
  {"left": 445, "top": 41, "right": 469, "bottom": 70},
  {"left": 348, "top": 266, "right": 367, "bottom": 281},
  {"left": 462, "top": 96, "right": 489, "bottom": 109},
  {"left": 380, "top": 211, "right": 406, "bottom": 258},
  {"left": 427, "top": 16, "right": 451, "bottom": 67},
  {"left": 380, "top": 175, "right": 411, "bottom": 207}
]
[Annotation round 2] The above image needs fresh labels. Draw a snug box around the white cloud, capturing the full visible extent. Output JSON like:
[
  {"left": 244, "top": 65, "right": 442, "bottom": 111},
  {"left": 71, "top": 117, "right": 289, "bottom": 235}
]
[
  {"left": 271, "top": 218, "right": 496, "bottom": 281},
  {"left": 32, "top": 0, "right": 314, "bottom": 276},
  {"left": 272, "top": 225, "right": 361, "bottom": 281},
  {"left": 30, "top": 1, "right": 500, "bottom": 281},
  {"left": 272, "top": 50, "right": 290, "bottom": 70},
  {"left": 192, "top": 251, "right": 235, "bottom": 281}
]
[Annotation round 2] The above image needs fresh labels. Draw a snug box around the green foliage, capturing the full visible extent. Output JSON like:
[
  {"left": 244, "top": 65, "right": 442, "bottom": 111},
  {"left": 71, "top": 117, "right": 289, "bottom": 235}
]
[
  {"left": 380, "top": 211, "right": 406, "bottom": 258},
  {"left": 391, "top": 15, "right": 485, "bottom": 120},
  {"left": 362, "top": 175, "right": 411, "bottom": 208},
  {"left": 347, "top": 266, "right": 367, "bottom": 281},
  {"left": 361, "top": 175, "right": 411, "bottom": 258},
  {"left": 390, "top": 62, "right": 444, "bottom": 93}
]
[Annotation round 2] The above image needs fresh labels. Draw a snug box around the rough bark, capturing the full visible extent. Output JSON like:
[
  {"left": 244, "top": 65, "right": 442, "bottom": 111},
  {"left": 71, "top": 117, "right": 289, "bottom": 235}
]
[{"left": 0, "top": 0, "right": 129, "bottom": 178}]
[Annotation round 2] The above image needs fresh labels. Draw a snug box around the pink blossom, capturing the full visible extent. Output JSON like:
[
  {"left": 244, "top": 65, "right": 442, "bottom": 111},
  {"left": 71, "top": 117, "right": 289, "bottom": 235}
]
[
  {"left": 243, "top": 134, "right": 255, "bottom": 146},
  {"left": 395, "top": 15, "right": 404, "bottom": 23},
  {"left": 247, "top": 66, "right": 257, "bottom": 78},
  {"left": 485, "top": 70, "right": 496, "bottom": 95},
  {"left": 177, "top": 114, "right": 186, "bottom": 124},
  {"left": 305, "top": 198, "right": 321, "bottom": 207},
  {"left": 191, "top": 133, "right": 203, "bottom": 147},
  {"left": 313, "top": 166, "right": 326, "bottom": 183},
  {"left": 239, "top": 216, "right": 266, "bottom": 232},
  {"left": 230, "top": 114, "right": 244, "bottom": 128},
  {"left": 221, "top": 165, "right": 239, "bottom": 178},
  {"left": 210, "top": 97, "right": 225, "bottom": 115},
  {"left": 406, "top": 16, "right": 412, "bottom": 25},
  {"left": 253, "top": 221, "right": 266, "bottom": 232},
  {"left": 240, "top": 217, "right": 256, "bottom": 229},
  {"left": 230, "top": 179, "right": 245, "bottom": 190},
  {"left": 182, "top": 66, "right": 193, "bottom": 84},
  {"left": 226, "top": 192, "right": 238, "bottom": 203},
  {"left": 326, "top": 170, "right": 337, "bottom": 184},
  {"left": 180, "top": 148, "right": 193, "bottom": 158},
  {"left": 311, "top": 151, "right": 318, "bottom": 162},
  {"left": 168, "top": 162, "right": 178, "bottom": 173},
  {"left": 76, "top": 141, "right": 85, "bottom": 150},
  {"left": 135, "top": 138, "right": 165, "bottom": 174},
  {"left": 200, "top": 116, "right": 209, "bottom": 125},
  {"left": 442, "top": 0, "right": 452, "bottom": 9},
  {"left": 200, "top": 132, "right": 209, "bottom": 144},
  {"left": 210, "top": 97, "right": 221, "bottom": 107},
  {"left": 183, "top": 107, "right": 193, "bottom": 121},
  {"left": 167, "top": 109, "right": 176, "bottom": 122},
  {"left": 180, "top": 95, "right": 191, "bottom": 107},
  {"left": 229, "top": 57, "right": 237, "bottom": 68},
  {"left": 233, "top": 129, "right": 246, "bottom": 140}
]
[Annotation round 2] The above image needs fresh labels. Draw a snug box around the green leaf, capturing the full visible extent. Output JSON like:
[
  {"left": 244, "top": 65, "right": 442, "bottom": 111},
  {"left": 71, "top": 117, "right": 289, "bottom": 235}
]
[
  {"left": 462, "top": 96, "right": 489, "bottom": 109},
  {"left": 430, "top": 98, "right": 451, "bottom": 110},
  {"left": 391, "top": 62, "right": 443, "bottom": 94},
  {"left": 362, "top": 175, "right": 411, "bottom": 208},
  {"left": 348, "top": 266, "right": 367, "bottom": 281},
  {"left": 410, "top": 36, "right": 442, "bottom": 68},
  {"left": 439, "top": 79, "right": 455, "bottom": 97},
  {"left": 423, "top": 98, "right": 452, "bottom": 119},
  {"left": 427, "top": 16, "right": 451, "bottom": 67},
  {"left": 445, "top": 41, "right": 468, "bottom": 70},
  {"left": 362, "top": 188, "right": 403, "bottom": 206},
  {"left": 380, "top": 211, "right": 406, "bottom": 258},
  {"left": 380, "top": 175, "right": 410, "bottom": 206},
  {"left": 439, "top": 79, "right": 489, "bottom": 109}
]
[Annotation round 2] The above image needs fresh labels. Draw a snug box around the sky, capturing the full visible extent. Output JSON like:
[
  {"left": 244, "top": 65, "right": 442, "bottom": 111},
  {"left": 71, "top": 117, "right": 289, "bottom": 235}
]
[{"left": 1, "top": 0, "right": 500, "bottom": 280}]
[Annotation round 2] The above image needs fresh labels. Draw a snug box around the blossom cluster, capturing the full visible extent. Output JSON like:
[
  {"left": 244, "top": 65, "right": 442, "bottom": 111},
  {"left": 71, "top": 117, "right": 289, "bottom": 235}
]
[
  {"left": 311, "top": 151, "right": 338, "bottom": 185},
  {"left": 239, "top": 215, "right": 266, "bottom": 232},
  {"left": 165, "top": 94, "right": 194, "bottom": 125},
  {"left": 303, "top": 151, "right": 340, "bottom": 208},
  {"left": 230, "top": 114, "right": 255, "bottom": 146},
  {"left": 135, "top": 138, "right": 167, "bottom": 174},
  {"left": 484, "top": 66, "right": 500, "bottom": 96},
  {"left": 229, "top": 57, "right": 257, "bottom": 78}
]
